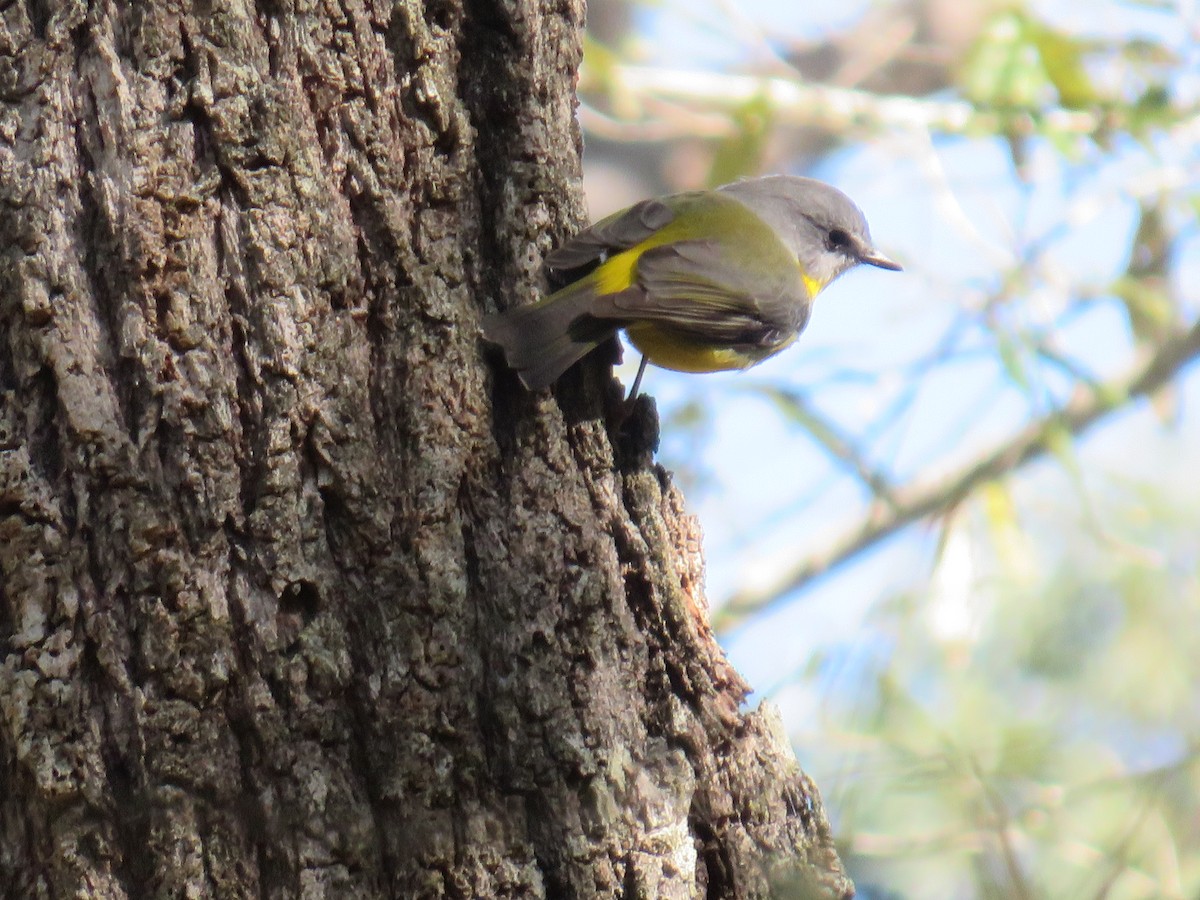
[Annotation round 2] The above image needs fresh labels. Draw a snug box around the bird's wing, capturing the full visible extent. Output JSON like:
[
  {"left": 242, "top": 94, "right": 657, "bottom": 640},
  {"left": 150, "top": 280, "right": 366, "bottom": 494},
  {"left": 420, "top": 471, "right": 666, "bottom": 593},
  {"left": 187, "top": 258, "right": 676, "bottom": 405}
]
[
  {"left": 544, "top": 198, "right": 677, "bottom": 274},
  {"left": 593, "top": 240, "right": 807, "bottom": 347}
]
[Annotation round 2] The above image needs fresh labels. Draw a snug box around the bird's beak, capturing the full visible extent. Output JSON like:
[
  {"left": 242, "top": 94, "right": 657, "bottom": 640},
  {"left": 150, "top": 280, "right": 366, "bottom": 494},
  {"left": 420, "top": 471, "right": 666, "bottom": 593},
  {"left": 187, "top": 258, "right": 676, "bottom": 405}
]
[{"left": 858, "top": 246, "right": 902, "bottom": 271}]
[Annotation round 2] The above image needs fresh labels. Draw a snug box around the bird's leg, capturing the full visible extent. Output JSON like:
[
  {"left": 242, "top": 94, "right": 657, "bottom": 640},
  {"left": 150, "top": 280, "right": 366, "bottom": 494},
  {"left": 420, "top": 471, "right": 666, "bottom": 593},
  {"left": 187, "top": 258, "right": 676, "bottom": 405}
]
[
  {"left": 627, "top": 355, "right": 649, "bottom": 401},
  {"left": 613, "top": 353, "right": 658, "bottom": 459}
]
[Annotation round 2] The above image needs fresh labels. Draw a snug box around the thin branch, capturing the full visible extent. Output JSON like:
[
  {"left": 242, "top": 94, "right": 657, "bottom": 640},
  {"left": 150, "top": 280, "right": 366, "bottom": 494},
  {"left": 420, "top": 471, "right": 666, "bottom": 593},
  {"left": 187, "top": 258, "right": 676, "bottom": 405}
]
[
  {"left": 967, "top": 753, "right": 1035, "bottom": 900},
  {"left": 578, "top": 102, "right": 736, "bottom": 142},
  {"left": 714, "top": 316, "right": 1200, "bottom": 631},
  {"left": 587, "top": 65, "right": 1200, "bottom": 141},
  {"left": 745, "top": 385, "right": 898, "bottom": 505}
]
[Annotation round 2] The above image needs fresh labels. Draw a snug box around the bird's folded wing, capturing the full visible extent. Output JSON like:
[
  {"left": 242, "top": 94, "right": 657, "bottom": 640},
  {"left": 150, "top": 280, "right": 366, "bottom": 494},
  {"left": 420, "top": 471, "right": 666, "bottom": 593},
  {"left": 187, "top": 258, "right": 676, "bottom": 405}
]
[
  {"left": 544, "top": 198, "right": 677, "bottom": 273},
  {"left": 593, "top": 241, "right": 791, "bottom": 346}
]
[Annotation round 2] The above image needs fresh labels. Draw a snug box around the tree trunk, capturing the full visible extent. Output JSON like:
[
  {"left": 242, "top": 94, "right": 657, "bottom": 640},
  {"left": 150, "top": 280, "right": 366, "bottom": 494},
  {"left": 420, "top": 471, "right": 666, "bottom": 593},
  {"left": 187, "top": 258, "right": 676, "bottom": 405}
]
[{"left": 0, "top": 2, "right": 851, "bottom": 898}]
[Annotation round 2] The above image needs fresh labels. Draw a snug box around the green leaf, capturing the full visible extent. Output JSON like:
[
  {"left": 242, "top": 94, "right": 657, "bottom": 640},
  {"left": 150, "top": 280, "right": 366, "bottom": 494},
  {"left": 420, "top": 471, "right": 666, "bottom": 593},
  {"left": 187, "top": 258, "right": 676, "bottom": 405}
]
[
  {"left": 1112, "top": 274, "right": 1174, "bottom": 344},
  {"left": 1026, "top": 18, "right": 1098, "bottom": 109},
  {"left": 579, "top": 35, "right": 620, "bottom": 93},
  {"left": 1041, "top": 418, "right": 1079, "bottom": 480},
  {"left": 707, "top": 93, "right": 773, "bottom": 187},
  {"left": 995, "top": 328, "right": 1031, "bottom": 390},
  {"left": 961, "top": 10, "right": 1098, "bottom": 112},
  {"left": 961, "top": 10, "right": 1051, "bottom": 109}
]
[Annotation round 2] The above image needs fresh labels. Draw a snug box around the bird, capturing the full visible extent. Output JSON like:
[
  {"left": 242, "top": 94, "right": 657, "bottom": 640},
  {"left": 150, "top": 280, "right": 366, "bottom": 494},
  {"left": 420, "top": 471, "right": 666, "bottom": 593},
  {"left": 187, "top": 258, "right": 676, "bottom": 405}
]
[{"left": 482, "top": 175, "right": 901, "bottom": 397}]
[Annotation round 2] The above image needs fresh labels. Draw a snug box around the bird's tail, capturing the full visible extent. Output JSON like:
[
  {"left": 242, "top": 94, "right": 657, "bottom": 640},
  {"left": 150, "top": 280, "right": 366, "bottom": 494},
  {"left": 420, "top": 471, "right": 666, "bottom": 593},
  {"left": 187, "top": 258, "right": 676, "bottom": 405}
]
[{"left": 482, "top": 277, "right": 616, "bottom": 391}]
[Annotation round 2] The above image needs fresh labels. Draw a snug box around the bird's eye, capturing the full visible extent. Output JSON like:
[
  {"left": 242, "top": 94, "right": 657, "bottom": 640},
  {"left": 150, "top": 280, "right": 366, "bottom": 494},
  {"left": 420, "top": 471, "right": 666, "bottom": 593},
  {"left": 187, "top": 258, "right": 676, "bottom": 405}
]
[{"left": 827, "top": 229, "right": 851, "bottom": 250}]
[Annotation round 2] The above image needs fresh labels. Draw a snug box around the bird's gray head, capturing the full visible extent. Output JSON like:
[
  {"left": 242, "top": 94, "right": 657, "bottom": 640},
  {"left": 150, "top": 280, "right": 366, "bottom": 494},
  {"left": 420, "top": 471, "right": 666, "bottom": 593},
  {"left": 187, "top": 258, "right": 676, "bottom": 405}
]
[{"left": 720, "top": 175, "right": 901, "bottom": 292}]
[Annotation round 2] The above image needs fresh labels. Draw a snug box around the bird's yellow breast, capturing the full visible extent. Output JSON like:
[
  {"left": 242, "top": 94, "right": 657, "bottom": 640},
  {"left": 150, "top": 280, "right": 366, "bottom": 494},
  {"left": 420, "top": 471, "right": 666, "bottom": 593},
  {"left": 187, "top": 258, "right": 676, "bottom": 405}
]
[{"left": 625, "top": 323, "right": 797, "bottom": 373}]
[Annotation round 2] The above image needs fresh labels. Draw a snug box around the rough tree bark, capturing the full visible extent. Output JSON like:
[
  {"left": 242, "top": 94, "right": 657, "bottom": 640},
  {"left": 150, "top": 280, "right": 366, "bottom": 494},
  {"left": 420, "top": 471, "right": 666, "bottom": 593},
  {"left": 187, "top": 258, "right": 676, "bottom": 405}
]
[{"left": 0, "top": 2, "right": 851, "bottom": 898}]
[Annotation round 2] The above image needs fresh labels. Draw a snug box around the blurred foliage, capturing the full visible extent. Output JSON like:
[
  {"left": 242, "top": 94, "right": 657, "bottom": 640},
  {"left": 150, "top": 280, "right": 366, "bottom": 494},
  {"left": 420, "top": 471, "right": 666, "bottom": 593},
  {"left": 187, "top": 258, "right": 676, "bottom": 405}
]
[
  {"left": 576, "top": 0, "right": 1199, "bottom": 897},
  {"left": 801, "top": 476, "right": 1200, "bottom": 898},
  {"left": 961, "top": 9, "right": 1097, "bottom": 111}
]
